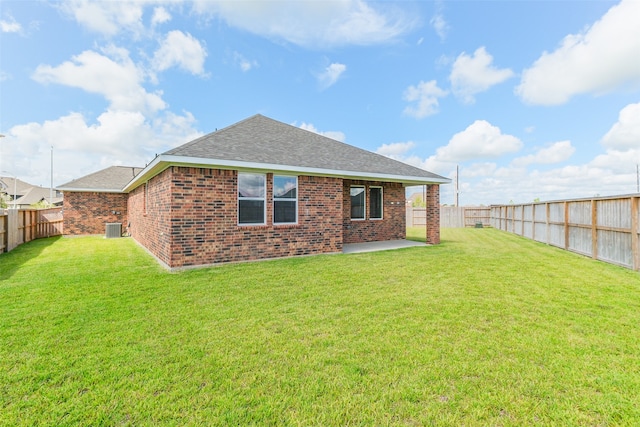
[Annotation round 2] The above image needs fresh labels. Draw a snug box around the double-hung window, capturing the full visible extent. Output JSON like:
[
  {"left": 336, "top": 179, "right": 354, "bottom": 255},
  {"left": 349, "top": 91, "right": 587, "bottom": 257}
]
[
  {"left": 350, "top": 186, "right": 366, "bottom": 220},
  {"left": 273, "top": 176, "right": 297, "bottom": 224},
  {"left": 238, "top": 173, "right": 266, "bottom": 225},
  {"left": 369, "top": 186, "right": 383, "bottom": 220}
]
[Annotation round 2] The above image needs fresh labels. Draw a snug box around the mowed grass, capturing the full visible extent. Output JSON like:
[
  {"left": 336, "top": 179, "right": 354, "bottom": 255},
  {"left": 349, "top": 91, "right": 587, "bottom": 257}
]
[{"left": 1, "top": 229, "right": 640, "bottom": 426}]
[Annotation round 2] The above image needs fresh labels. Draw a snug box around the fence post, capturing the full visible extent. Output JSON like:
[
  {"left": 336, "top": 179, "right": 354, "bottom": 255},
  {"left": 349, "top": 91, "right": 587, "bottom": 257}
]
[
  {"left": 591, "top": 199, "right": 598, "bottom": 261},
  {"left": 532, "top": 204, "right": 536, "bottom": 241},
  {"left": 564, "top": 201, "right": 569, "bottom": 250},
  {"left": 0, "top": 213, "right": 6, "bottom": 252},
  {"left": 632, "top": 196, "right": 639, "bottom": 271},
  {"left": 545, "top": 203, "right": 549, "bottom": 245}
]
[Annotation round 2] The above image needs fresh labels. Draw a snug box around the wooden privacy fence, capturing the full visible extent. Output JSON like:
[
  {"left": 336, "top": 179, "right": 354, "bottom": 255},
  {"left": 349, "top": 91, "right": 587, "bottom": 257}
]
[
  {"left": 491, "top": 195, "right": 640, "bottom": 271},
  {"left": 0, "top": 208, "right": 63, "bottom": 253},
  {"left": 407, "top": 206, "right": 491, "bottom": 228}
]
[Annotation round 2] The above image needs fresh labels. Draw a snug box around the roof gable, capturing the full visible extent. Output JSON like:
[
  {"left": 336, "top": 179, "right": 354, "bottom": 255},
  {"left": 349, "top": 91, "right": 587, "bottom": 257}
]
[
  {"left": 58, "top": 166, "right": 143, "bottom": 192},
  {"left": 0, "top": 176, "right": 35, "bottom": 196},
  {"left": 164, "top": 114, "right": 446, "bottom": 182},
  {"left": 64, "top": 115, "right": 449, "bottom": 193}
]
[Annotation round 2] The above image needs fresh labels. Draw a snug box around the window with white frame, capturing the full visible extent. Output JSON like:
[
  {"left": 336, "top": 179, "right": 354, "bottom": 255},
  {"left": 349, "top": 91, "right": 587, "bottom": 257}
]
[
  {"left": 273, "top": 175, "right": 297, "bottom": 224},
  {"left": 369, "top": 186, "right": 383, "bottom": 219},
  {"left": 238, "top": 172, "right": 266, "bottom": 225},
  {"left": 350, "top": 186, "right": 365, "bottom": 220}
]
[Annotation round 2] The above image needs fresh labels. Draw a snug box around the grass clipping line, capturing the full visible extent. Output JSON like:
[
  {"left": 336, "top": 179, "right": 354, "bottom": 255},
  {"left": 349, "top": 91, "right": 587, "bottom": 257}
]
[{"left": 1, "top": 228, "right": 639, "bottom": 426}]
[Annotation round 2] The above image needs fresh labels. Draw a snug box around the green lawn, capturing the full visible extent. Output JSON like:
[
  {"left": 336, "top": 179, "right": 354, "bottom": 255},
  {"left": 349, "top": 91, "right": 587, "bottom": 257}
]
[{"left": 1, "top": 228, "right": 640, "bottom": 426}]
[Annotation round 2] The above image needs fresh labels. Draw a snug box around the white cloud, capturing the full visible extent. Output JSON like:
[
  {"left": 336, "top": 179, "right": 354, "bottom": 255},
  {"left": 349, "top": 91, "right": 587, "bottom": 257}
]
[
  {"left": 590, "top": 148, "right": 640, "bottom": 170},
  {"left": 59, "top": 0, "right": 146, "bottom": 37},
  {"left": 407, "top": 104, "right": 640, "bottom": 206},
  {"left": 317, "top": 63, "right": 346, "bottom": 90},
  {"left": 12, "top": 111, "right": 149, "bottom": 156},
  {"left": 450, "top": 47, "right": 514, "bottom": 104},
  {"left": 151, "top": 6, "right": 171, "bottom": 26},
  {"left": 194, "top": 0, "right": 416, "bottom": 48},
  {"left": 601, "top": 102, "right": 640, "bottom": 151},
  {"left": 59, "top": 0, "right": 415, "bottom": 48},
  {"left": 403, "top": 80, "right": 448, "bottom": 119},
  {"left": 233, "top": 51, "right": 258, "bottom": 72},
  {"left": 511, "top": 140, "right": 575, "bottom": 167},
  {"left": 18, "top": 36, "right": 206, "bottom": 188},
  {"left": 436, "top": 120, "right": 523, "bottom": 162},
  {"left": 463, "top": 162, "right": 498, "bottom": 178},
  {"left": 4, "top": 110, "right": 202, "bottom": 188},
  {"left": 516, "top": 0, "right": 640, "bottom": 105},
  {"left": 298, "top": 122, "right": 346, "bottom": 142},
  {"left": 430, "top": 1, "right": 449, "bottom": 41},
  {"left": 32, "top": 46, "right": 166, "bottom": 114},
  {"left": 376, "top": 141, "right": 416, "bottom": 159},
  {"left": 1, "top": 16, "right": 22, "bottom": 33},
  {"left": 152, "top": 30, "right": 207, "bottom": 76}
]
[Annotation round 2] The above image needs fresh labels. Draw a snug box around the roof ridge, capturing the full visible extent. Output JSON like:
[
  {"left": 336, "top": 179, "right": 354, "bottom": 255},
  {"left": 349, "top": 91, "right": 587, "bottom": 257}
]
[{"left": 163, "top": 114, "right": 266, "bottom": 156}]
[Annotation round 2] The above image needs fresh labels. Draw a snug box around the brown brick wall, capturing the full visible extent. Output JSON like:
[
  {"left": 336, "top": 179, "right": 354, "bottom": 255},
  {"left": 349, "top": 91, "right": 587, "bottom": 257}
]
[
  {"left": 63, "top": 191, "right": 128, "bottom": 235},
  {"left": 342, "top": 180, "right": 406, "bottom": 244},
  {"left": 65, "top": 169, "right": 428, "bottom": 267},
  {"left": 426, "top": 184, "right": 441, "bottom": 244},
  {"left": 127, "top": 170, "right": 173, "bottom": 266},
  {"left": 129, "top": 167, "right": 343, "bottom": 268}
]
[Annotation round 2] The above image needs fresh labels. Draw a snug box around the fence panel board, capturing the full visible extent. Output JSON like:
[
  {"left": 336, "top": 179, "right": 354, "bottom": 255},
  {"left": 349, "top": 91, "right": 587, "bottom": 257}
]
[
  {"left": 440, "top": 207, "right": 463, "bottom": 228},
  {"left": 547, "top": 203, "right": 566, "bottom": 248},
  {"left": 569, "top": 201, "right": 591, "bottom": 226},
  {"left": 534, "top": 222, "right": 547, "bottom": 243},
  {"left": 411, "top": 206, "right": 491, "bottom": 228},
  {"left": 598, "top": 229, "right": 632, "bottom": 268},
  {"left": 464, "top": 207, "right": 490, "bottom": 227},
  {"left": 37, "top": 208, "right": 64, "bottom": 238},
  {"left": 522, "top": 205, "right": 533, "bottom": 238},
  {"left": 492, "top": 195, "right": 639, "bottom": 271},
  {"left": 1, "top": 208, "right": 63, "bottom": 253},
  {"left": 7, "top": 210, "right": 19, "bottom": 251},
  {"left": 549, "top": 224, "right": 565, "bottom": 248},
  {"left": 597, "top": 198, "right": 631, "bottom": 229}
]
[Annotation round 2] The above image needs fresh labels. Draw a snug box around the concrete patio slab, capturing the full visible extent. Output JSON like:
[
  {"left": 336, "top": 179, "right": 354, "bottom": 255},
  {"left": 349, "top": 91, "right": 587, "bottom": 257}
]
[{"left": 342, "top": 239, "right": 426, "bottom": 254}]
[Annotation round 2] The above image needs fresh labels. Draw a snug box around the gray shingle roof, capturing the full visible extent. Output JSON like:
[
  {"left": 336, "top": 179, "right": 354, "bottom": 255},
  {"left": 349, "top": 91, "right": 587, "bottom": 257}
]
[
  {"left": 14, "top": 186, "right": 60, "bottom": 205},
  {"left": 164, "top": 114, "right": 447, "bottom": 182},
  {"left": 64, "top": 115, "right": 449, "bottom": 193},
  {"left": 57, "top": 166, "right": 143, "bottom": 192},
  {"left": 0, "top": 176, "right": 34, "bottom": 196}
]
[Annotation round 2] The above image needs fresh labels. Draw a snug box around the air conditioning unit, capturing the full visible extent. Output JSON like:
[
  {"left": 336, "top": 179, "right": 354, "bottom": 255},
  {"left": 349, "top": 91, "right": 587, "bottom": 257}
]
[{"left": 105, "top": 223, "right": 122, "bottom": 238}]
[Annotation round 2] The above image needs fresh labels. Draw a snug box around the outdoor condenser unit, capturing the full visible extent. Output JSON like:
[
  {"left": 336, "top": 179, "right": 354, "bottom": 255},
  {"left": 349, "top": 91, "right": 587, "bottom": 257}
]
[{"left": 105, "top": 223, "right": 122, "bottom": 238}]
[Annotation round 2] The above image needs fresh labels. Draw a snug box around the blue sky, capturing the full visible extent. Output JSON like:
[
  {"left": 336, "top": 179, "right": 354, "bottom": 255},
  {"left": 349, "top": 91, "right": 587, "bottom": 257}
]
[{"left": 1, "top": 0, "right": 639, "bottom": 205}]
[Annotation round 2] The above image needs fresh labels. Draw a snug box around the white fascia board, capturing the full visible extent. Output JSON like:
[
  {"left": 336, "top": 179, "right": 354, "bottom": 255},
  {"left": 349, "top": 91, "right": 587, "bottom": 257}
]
[{"left": 123, "top": 154, "right": 451, "bottom": 192}]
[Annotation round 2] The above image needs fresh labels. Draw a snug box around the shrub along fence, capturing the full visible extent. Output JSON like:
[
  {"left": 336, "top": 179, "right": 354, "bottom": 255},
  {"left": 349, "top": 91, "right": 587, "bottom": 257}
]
[
  {"left": 0, "top": 208, "right": 63, "bottom": 253},
  {"left": 491, "top": 195, "right": 640, "bottom": 271}
]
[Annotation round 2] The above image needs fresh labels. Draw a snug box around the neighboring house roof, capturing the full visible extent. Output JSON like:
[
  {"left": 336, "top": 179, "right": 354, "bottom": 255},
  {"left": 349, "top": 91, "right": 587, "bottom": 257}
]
[
  {"left": 14, "top": 187, "right": 63, "bottom": 206},
  {"left": 124, "top": 114, "right": 450, "bottom": 192},
  {"left": 57, "top": 166, "right": 144, "bottom": 192},
  {"left": 0, "top": 176, "right": 34, "bottom": 197}
]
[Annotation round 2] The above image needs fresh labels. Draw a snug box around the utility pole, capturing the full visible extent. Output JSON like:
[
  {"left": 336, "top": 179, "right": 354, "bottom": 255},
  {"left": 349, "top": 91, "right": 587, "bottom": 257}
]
[
  {"left": 50, "top": 146, "right": 54, "bottom": 206},
  {"left": 454, "top": 164, "right": 459, "bottom": 207},
  {"left": 637, "top": 164, "right": 639, "bottom": 193}
]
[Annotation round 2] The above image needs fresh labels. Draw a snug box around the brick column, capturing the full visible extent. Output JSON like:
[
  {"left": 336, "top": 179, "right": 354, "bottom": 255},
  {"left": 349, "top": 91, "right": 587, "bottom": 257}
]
[{"left": 426, "top": 184, "right": 440, "bottom": 244}]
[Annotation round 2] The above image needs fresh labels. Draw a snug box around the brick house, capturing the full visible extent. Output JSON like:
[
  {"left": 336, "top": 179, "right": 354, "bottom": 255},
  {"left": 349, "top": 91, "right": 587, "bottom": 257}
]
[{"left": 58, "top": 114, "right": 449, "bottom": 269}]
